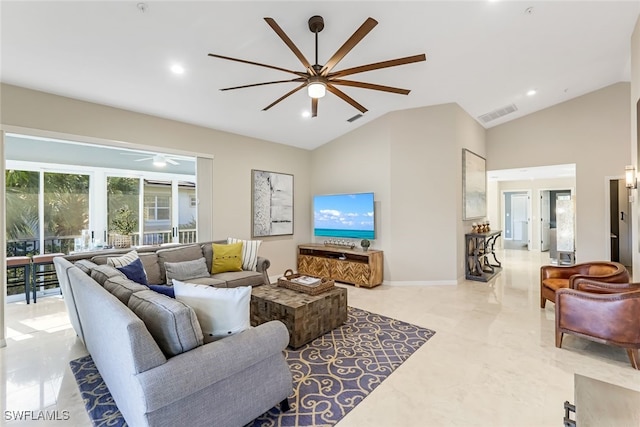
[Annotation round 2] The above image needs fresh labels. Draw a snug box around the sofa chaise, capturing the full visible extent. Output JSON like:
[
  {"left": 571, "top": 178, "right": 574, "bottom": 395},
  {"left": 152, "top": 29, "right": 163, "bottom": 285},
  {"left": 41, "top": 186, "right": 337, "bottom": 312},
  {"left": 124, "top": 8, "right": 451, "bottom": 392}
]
[{"left": 54, "top": 242, "right": 292, "bottom": 427}]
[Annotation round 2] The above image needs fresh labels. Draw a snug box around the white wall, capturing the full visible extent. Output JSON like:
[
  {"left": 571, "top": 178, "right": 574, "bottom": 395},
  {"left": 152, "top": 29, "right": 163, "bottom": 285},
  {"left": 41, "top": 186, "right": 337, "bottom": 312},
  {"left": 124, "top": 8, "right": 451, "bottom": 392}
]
[
  {"left": 487, "top": 83, "right": 631, "bottom": 262},
  {"left": 0, "top": 84, "right": 312, "bottom": 277}
]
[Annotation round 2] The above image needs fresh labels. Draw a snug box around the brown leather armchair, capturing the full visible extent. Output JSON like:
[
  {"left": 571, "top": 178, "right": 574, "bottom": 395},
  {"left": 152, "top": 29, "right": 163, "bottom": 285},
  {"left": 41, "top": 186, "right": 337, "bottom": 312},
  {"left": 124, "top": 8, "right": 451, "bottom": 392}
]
[
  {"left": 555, "top": 279, "right": 640, "bottom": 369},
  {"left": 540, "top": 261, "right": 629, "bottom": 308}
]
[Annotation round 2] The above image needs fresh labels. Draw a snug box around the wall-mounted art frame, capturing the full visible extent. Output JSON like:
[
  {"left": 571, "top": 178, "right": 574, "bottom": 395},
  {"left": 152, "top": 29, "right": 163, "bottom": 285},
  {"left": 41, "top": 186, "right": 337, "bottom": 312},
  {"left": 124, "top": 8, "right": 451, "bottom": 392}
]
[
  {"left": 462, "top": 149, "right": 487, "bottom": 220},
  {"left": 252, "top": 169, "right": 294, "bottom": 237}
]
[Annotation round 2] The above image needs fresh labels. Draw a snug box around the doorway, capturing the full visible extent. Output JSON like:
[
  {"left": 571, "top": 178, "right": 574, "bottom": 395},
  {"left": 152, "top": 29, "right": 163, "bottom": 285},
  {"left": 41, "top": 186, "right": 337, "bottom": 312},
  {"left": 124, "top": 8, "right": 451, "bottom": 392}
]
[
  {"left": 609, "top": 179, "right": 632, "bottom": 269},
  {"left": 502, "top": 191, "right": 531, "bottom": 250},
  {"left": 540, "top": 189, "right": 574, "bottom": 263}
]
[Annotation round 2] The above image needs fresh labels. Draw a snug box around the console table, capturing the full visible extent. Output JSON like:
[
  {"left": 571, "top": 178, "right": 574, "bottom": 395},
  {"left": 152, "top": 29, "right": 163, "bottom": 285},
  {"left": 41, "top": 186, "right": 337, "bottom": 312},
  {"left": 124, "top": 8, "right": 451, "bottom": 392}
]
[
  {"left": 465, "top": 230, "right": 502, "bottom": 282},
  {"left": 297, "top": 244, "right": 383, "bottom": 288}
]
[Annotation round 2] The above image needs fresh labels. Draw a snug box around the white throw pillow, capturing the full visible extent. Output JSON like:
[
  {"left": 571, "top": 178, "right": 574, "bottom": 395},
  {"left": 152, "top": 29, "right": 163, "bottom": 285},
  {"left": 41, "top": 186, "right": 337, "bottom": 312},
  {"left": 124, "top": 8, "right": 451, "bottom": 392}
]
[
  {"left": 173, "top": 280, "right": 251, "bottom": 341},
  {"left": 227, "top": 237, "right": 261, "bottom": 271}
]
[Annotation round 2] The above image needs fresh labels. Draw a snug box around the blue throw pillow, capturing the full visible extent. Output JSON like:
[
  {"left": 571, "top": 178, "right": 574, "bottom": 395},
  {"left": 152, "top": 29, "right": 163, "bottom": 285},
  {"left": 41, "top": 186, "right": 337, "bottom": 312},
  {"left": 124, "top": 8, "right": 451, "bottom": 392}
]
[
  {"left": 116, "top": 258, "right": 148, "bottom": 286},
  {"left": 148, "top": 285, "right": 175, "bottom": 298}
]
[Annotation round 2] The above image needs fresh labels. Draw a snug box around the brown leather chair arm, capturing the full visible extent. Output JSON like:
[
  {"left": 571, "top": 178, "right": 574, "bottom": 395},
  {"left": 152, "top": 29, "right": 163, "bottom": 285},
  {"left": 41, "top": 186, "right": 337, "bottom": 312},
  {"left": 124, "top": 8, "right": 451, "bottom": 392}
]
[
  {"left": 555, "top": 288, "right": 640, "bottom": 347},
  {"left": 568, "top": 268, "right": 630, "bottom": 288},
  {"left": 572, "top": 278, "right": 640, "bottom": 293},
  {"left": 540, "top": 264, "right": 586, "bottom": 280}
]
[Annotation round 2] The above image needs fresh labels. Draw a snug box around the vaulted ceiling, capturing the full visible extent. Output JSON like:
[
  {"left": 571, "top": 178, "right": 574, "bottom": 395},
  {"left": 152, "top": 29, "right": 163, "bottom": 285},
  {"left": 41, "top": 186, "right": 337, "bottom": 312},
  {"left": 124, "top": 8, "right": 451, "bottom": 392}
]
[{"left": 2, "top": 1, "right": 639, "bottom": 150}]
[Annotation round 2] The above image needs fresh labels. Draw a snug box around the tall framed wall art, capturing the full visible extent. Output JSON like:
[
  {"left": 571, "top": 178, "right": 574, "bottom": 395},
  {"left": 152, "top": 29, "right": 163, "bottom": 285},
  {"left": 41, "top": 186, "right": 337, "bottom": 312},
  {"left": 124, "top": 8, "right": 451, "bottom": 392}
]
[
  {"left": 462, "top": 149, "right": 487, "bottom": 220},
  {"left": 252, "top": 169, "right": 294, "bottom": 237}
]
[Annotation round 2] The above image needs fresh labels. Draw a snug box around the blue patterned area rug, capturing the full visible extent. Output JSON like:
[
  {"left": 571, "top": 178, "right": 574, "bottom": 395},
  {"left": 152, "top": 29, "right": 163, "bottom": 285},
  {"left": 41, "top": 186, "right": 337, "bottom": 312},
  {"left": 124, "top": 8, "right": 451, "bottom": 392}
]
[{"left": 69, "top": 307, "right": 435, "bottom": 427}]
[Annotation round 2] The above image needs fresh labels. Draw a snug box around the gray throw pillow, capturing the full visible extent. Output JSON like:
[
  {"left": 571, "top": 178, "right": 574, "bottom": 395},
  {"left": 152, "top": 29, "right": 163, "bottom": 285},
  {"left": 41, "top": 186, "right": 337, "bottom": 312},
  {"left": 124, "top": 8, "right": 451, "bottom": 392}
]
[
  {"left": 156, "top": 244, "right": 205, "bottom": 281},
  {"left": 128, "top": 290, "right": 203, "bottom": 357},
  {"left": 164, "top": 257, "right": 210, "bottom": 285}
]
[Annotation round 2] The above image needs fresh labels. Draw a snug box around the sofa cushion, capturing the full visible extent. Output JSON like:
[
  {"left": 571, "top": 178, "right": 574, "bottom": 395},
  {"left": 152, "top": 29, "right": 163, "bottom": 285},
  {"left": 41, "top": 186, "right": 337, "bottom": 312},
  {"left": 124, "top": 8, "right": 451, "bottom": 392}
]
[
  {"left": 104, "top": 276, "right": 149, "bottom": 305},
  {"left": 106, "top": 250, "right": 139, "bottom": 268},
  {"left": 201, "top": 243, "right": 214, "bottom": 273},
  {"left": 138, "top": 253, "right": 162, "bottom": 285},
  {"left": 211, "top": 270, "right": 265, "bottom": 288},
  {"left": 227, "top": 237, "right": 261, "bottom": 271},
  {"left": 128, "top": 290, "right": 203, "bottom": 357},
  {"left": 212, "top": 242, "right": 243, "bottom": 274},
  {"left": 173, "top": 280, "right": 251, "bottom": 342},
  {"left": 91, "top": 264, "right": 125, "bottom": 286},
  {"left": 156, "top": 244, "right": 205, "bottom": 281},
  {"left": 116, "top": 258, "right": 148, "bottom": 286},
  {"left": 164, "top": 257, "right": 210, "bottom": 285},
  {"left": 74, "top": 259, "right": 98, "bottom": 275}
]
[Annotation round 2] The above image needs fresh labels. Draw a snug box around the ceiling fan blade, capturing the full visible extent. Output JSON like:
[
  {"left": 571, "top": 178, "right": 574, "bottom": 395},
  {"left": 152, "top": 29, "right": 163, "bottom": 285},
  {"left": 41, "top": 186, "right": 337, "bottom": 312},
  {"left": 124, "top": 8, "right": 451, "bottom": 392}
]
[
  {"left": 208, "top": 53, "right": 307, "bottom": 78},
  {"left": 328, "top": 54, "right": 427, "bottom": 78},
  {"left": 166, "top": 158, "right": 179, "bottom": 165},
  {"left": 263, "top": 83, "right": 307, "bottom": 111},
  {"left": 311, "top": 98, "right": 318, "bottom": 118},
  {"left": 134, "top": 157, "right": 153, "bottom": 162},
  {"left": 330, "top": 79, "right": 411, "bottom": 95},
  {"left": 326, "top": 84, "right": 368, "bottom": 114},
  {"left": 320, "top": 17, "right": 378, "bottom": 77},
  {"left": 220, "top": 78, "right": 306, "bottom": 91},
  {"left": 264, "top": 17, "right": 314, "bottom": 74}
]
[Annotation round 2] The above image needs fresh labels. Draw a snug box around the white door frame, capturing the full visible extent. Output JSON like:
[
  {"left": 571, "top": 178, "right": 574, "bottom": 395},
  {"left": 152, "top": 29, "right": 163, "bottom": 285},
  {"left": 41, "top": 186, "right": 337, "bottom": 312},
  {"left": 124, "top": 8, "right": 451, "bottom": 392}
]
[
  {"left": 538, "top": 186, "right": 576, "bottom": 256},
  {"left": 603, "top": 175, "right": 627, "bottom": 262},
  {"left": 500, "top": 189, "right": 533, "bottom": 250}
]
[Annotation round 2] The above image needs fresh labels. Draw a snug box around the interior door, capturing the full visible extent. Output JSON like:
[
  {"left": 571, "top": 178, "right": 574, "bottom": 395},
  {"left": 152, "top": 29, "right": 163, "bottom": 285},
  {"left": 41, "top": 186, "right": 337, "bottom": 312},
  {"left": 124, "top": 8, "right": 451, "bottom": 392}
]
[
  {"left": 512, "top": 193, "right": 529, "bottom": 249},
  {"left": 540, "top": 191, "right": 550, "bottom": 251},
  {"left": 618, "top": 179, "right": 632, "bottom": 267}
]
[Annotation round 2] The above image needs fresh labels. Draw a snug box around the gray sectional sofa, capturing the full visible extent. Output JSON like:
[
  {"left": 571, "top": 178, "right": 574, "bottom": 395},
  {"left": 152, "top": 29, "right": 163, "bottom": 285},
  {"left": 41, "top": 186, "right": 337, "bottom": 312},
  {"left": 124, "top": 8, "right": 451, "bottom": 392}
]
[{"left": 54, "top": 242, "right": 292, "bottom": 427}]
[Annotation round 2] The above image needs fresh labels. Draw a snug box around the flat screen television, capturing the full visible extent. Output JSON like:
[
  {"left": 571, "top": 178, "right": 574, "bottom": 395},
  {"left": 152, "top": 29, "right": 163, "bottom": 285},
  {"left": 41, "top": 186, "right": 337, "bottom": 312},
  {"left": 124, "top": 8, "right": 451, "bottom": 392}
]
[{"left": 313, "top": 192, "right": 375, "bottom": 239}]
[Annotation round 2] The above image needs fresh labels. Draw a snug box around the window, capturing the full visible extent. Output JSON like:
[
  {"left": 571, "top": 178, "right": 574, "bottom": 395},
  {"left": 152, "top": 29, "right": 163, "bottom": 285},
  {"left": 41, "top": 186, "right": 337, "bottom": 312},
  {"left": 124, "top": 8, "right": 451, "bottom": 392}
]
[{"left": 144, "top": 195, "right": 171, "bottom": 221}]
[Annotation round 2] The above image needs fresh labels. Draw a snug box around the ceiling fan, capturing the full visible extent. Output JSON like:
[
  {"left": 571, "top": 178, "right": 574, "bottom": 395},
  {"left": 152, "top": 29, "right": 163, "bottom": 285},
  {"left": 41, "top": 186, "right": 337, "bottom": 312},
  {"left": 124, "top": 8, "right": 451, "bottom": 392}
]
[
  {"left": 208, "top": 16, "right": 427, "bottom": 117},
  {"left": 120, "top": 153, "right": 180, "bottom": 167}
]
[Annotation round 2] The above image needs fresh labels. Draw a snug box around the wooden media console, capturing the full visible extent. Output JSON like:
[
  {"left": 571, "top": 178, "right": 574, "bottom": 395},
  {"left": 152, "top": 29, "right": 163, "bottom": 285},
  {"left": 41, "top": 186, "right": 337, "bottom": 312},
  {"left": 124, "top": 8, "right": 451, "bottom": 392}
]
[{"left": 297, "top": 244, "right": 383, "bottom": 288}]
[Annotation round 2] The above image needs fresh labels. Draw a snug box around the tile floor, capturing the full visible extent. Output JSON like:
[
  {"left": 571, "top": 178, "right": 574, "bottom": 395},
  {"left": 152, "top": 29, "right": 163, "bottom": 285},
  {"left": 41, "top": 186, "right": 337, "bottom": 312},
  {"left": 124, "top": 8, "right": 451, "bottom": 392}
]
[{"left": 1, "top": 249, "right": 639, "bottom": 426}]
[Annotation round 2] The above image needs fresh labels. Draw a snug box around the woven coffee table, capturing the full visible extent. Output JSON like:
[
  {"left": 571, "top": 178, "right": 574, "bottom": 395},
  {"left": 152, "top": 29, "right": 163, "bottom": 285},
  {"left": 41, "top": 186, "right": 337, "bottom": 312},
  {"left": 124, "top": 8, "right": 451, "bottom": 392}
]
[{"left": 250, "top": 284, "right": 348, "bottom": 348}]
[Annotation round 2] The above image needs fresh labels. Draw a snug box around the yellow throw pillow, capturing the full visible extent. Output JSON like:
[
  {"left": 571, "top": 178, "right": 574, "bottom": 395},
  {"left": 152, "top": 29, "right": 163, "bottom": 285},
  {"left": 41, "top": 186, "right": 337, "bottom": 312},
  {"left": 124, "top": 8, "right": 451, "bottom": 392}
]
[{"left": 211, "top": 242, "right": 243, "bottom": 274}]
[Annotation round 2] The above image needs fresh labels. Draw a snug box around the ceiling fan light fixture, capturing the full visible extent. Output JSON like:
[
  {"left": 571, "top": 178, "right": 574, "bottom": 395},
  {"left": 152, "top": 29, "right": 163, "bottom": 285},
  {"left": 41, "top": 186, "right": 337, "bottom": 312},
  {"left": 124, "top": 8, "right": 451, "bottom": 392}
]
[
  {"left": 153, "top": 155, "right": 167, "bottom": 167},
  {"left": 307, "top": 78, "right": 326, "bottom": 99}
]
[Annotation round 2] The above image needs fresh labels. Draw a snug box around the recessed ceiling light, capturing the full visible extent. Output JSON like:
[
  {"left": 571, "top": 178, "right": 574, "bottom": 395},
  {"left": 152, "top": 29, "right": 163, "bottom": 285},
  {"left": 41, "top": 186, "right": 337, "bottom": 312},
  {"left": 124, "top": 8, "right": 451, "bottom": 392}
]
[
  {"left": 301, "top": 111, "right": 311, "bottom": 118},
  {"left": 171, "top": 64, "right": 185, "bottom": 75},
  {"left": 526, "top": 89, "right": 537, "bottom": 96}
]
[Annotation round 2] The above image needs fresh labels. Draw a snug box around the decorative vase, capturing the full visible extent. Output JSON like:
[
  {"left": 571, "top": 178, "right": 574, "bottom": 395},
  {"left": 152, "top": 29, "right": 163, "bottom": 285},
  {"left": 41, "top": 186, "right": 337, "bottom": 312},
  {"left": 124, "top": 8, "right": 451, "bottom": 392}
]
[{"left": 360, "top": 239, "right": 371, "bottom": 251}]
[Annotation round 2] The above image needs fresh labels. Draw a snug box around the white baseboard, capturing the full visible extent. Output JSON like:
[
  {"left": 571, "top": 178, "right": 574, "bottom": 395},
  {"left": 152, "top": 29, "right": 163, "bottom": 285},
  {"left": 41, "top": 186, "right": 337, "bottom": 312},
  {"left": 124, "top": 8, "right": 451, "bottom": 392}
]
[{"left": 382, "top": 280, "right": 458, "bottom": 286}]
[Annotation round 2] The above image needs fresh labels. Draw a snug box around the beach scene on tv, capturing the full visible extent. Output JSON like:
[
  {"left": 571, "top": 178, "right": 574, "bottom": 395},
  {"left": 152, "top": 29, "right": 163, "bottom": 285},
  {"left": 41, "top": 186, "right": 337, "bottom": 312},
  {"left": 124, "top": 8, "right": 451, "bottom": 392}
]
[{"left": 314, "top": 192, "right": 375, "bottom": 239}]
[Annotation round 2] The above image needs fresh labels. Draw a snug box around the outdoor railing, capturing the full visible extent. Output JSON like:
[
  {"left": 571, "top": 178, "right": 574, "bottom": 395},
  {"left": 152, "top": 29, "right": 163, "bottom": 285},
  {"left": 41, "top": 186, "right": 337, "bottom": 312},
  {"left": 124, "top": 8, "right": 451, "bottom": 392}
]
[{"left": 7, "top": 229, "right": 198, "bottom": 256}]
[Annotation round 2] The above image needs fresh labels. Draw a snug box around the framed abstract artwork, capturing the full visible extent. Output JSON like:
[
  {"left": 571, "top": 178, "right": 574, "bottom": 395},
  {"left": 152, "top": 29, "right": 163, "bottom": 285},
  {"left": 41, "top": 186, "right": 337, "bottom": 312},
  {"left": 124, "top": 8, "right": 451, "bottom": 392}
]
[
  {"left": 462, "top": 149, "right": 487, "bottom": 220},
  {"left": 252, "top": 169, "right": 294, "bottom": 237}
]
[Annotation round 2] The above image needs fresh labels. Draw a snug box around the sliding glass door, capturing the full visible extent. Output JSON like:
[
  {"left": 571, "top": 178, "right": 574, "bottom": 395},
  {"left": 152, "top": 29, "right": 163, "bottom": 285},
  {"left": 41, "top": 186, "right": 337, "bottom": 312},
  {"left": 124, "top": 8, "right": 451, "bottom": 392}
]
[{"left": 6, "top": 170, "right": 91, "bottom": 256}]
